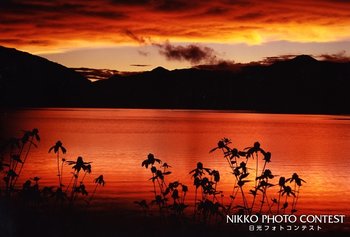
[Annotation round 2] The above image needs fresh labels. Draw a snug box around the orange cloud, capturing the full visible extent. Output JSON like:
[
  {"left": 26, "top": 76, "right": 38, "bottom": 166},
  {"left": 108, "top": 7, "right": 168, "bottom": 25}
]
[{"left": 1, "top": 0, "right": 350, "bottom": 53}]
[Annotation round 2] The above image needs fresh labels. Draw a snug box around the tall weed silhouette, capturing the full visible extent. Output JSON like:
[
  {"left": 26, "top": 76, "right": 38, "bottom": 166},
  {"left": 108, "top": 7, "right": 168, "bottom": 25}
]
[
  {"left": 0, "top": 129, "right": 105, "bottom": 209},
  {"left": 49, "top": 140, "right": 67, "bottom": 187},
  {"left": 139, "top": 153, "right": 188, "bottom": 217},
  {"left": 140, "top": 138, "right": 307, "bottom": 223}
]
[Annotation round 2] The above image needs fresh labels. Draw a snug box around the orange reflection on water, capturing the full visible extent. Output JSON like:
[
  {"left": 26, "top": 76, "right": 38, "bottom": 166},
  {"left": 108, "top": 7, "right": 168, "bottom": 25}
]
[{"left": 2, "top": 108, "right": 350, "bottom": 215}]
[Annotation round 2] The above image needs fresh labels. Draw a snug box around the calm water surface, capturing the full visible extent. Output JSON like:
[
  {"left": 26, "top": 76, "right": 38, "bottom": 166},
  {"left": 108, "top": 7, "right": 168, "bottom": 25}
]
[{"left": 2, "top": 108, "right": 350, "bottom": 215}]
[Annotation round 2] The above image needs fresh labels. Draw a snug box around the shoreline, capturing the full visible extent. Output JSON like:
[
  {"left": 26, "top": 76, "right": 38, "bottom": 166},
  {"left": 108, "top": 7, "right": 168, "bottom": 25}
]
[
  {"left": 1, "top": 107, "right": 350, "bottom": 116},
  {"left": 1, "top": 200, "right": 349, "bottom": 237}
]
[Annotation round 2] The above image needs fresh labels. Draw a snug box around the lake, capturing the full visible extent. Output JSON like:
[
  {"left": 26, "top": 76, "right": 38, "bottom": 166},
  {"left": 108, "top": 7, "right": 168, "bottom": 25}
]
[{"left": 1, "top": 108, "right": 350, "bottom": 216}]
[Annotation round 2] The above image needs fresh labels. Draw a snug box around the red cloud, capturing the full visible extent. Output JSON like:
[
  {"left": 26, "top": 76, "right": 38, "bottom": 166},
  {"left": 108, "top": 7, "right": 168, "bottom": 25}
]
[{"left": 0, "top": 0, "right": 350, "bottom": 52}]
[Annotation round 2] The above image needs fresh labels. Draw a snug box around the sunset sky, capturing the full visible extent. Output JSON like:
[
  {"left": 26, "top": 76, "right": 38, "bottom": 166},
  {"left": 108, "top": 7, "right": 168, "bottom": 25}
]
[{"left": 1, "top": 0, "right": 350, "bottom": 71}]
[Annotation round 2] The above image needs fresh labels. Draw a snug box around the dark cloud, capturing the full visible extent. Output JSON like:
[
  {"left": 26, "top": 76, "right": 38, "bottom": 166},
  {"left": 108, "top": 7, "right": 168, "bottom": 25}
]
[
  {"left": 194, "top": 60, "right": 239, "bottom": 71},
  {"left": 124, "top": 30, "right": 149, "bottom": 44},
  {"left": 152, "top": 0, "right": 198, "bottom": 12},
  {"left": 78, "top": 10, "right": 126, "bottom": 20},
  {"left": 109, "top": 0, "right": 198, "bottom": 12},
  {"left": 317, "top": 51, "right": 350, "bottom": 62},
  {"left": 123, "top": 30, "right": 234, "bottom": 65},
  {"left": 222, "top": 0, "right": 252, "bottom": 6},
  {"left": 204, "top": 7, "right": 230, "bottom": 15},
  {"left": 153, "top": 41, "right": 236, "bottom": 66},
  {"left": 259, "top": 55, "right": 298, "bottom": 64},
  {"left": 109, "top": 0, "right": 150, "bottom": 5},
  {"left": 154, "top": 42, "right": 218, "bottom": 64},
  {"left": 0, "top": 38, "right": 54, "bottom": 46},
  {"left": 235, "top": 11, "right": 264, "bottom": 21},
  {"left": 123, "top": 29, "right": 224, "bottom": 65},
  {"left": 0, "top": 1, "right": 80, "bottom": 14}
]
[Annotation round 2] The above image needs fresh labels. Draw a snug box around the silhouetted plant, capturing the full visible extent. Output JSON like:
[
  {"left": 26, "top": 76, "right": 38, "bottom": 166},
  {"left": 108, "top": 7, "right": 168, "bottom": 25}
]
[
  {"left": 15, "top": 129, "right": 40, "bottom": 181},
  {"left": 210, "top": 138, "right": 306, "bottom": 215},
  {"left": 67, "top": 156, "right": 92, "bottom": 204},
  {"left": 0, "top": 129, "right": 106, "bottom": 211},
  {"left": 189, "top": 162, "right": 210, "bottom": 218},
  {"left": 287, "top": 173, "right": 305, "bottom": 213},
  {"left": 55, "top": 187, "right": 67, "bottom": 203},
  {"left": 280, "top": 185, "right": 295, "bottom": 214},
  {"left": 41, "top": 186, "right": 55, "bottom": 202},
  {"left": 276, "top": 176, "right": 286, "bottom": 213},
  {"left": 1, "top": 128, "right": 40, "bottom": 193},
  {"left": 190, "top": 162, "right": 224, "bottom": 223},
  {"left": 87, "top": 174, "right": 105, "bottom": 205},
  {"left": 210, "top": 138, "right": 252, "bottom": 213},
  {"left": 255, "top": 169, "right": 275, "bottom": 213},
  {"left": 20, "top": 177, "right": 42, "bottom": 206},
  {"left": 140, "top": 153, "right": 188, "bottom": 217},
  {"left": 134, "top": 199, "right": 149, "bottom": 215},
  {"left": 81, "top": 164, "right": 92, "bottom": 183},
  {"left": 165, "top": 181, "right": 188, "bottom": 215},
  {"left": 48, "top": 140, "right": 67, "bottom": 187}
]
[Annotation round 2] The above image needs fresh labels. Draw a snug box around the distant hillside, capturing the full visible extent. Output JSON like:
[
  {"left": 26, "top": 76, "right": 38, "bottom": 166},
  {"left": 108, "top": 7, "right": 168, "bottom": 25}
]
[
  {"left": 90, "top": 55, "right": 350, "bottom": 113},
  {"left": 1, "top": 46, "right": 349, "bottom": 114},
  {"left": 0, "top": 46, "right": 91, "bottom": 107}
]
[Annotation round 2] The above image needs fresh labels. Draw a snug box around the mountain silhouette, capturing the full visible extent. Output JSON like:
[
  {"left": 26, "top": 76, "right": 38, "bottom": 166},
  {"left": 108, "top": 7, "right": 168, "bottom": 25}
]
[
  {"left": 91, "top": 56, "right": 349, "bottom": 113},
  {"left": 0, "top": 46, "right": 91, "bottom": 107},
  {"left": 290, "top": 55, "right": 318, "bottom": 63},
  {"left": 1, "top": 45, "right": 349, "bottom": 114},
  {"left": 151, "top": 66, "right": 169, "bottom": 73}
]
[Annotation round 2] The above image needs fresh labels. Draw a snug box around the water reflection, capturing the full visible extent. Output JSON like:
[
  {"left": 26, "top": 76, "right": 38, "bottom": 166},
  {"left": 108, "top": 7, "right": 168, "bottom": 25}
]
[{"left": 1, "top": 108, "right": 350, "bottom": 214}]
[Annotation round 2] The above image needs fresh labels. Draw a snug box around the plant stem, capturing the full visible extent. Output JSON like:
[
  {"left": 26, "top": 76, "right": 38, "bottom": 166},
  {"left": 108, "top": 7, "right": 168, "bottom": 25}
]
[
  {"left": 259, "top": 186, "right": 267, "bottom": 213},
  {"left": 12, "top": 137, "right": 34, "bottom": 189},
  {"left": 267, "top": 199, "right": 274, "bottom": 214},
  {"left": 291, "top": 182, "right": 297, "bottom": 210},
  {"left": 65, "top": 175, "right": 74, "bottom": 193},
  {"left": 223, "top": 150, "right": 248, "bottom": 212},
  {"left": 87, "top": 183, "right": 99, "bottom": 206},
  {"left": 182, "top": 191, "right": 187, "bottom": 204},
  {"left": 277, "top": 187, "right": 282, "bottom": 214},
  {"left": 70, "top": 171, "right": 80, "bottom": 203},
  {"left": 261, "top": 161, "right": 267, "bottom": 174},
  {"left": 56, "top": 151, "right": 61, "bottom": 187},
  {"left": 81, "top": 171, "right": 88, "bottom": 183},
  {"left": 13, "top": 141, "right": 25, "bottom": 172},
  {"left": 283, "top": 195, "right": 288, "bottom": 214},
  {"left": 193, "top": 187, "right": 198, "bottom": 218},
  {"left": 228, "top": 187, "right": 239, "bottom": 212},
  {"left": 240, "top": 187, "right": 248, "bottom": 213},
  {"left": 250, "top": 160, "right": 268, "bottom": 214},
  {"left": 151, "top": 173, "right": 157, "bottom": 198},
  {"left": 212, "top": 182, "right": 217, "bottom": 202},
  {"left": 255, "top": 153, "right": 259, "bottom": 187},
  {"left": 293, "top": 186, "right": 300, "bottom": 211},
  {"left": 60, "top": 159, "right": 65, "bottom": 187}
]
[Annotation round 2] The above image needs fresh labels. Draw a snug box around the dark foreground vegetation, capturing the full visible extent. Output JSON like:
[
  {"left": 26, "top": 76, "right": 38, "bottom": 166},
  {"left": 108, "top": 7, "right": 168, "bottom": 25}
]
[
  {"left": 0, "top": 128, "right": 349, "bottom": 237},
  {"left": 1, "top": 45, "right": 350, "bottom": 114},
  {"left": 2, "top": 204, "right": 349, "bottom": 237},
  {"left": 137, "top": 140, "right": 306, "bottom": 222},
  {"left": 0, "top": 128, "right": 107, "bottom": 237}
]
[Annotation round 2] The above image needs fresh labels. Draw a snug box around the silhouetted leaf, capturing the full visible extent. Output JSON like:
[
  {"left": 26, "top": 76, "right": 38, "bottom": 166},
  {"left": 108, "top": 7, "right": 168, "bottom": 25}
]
[
  {"left": 240, "top": 173, "right": 249, "bottom": 180},
  {"left": 94, "top": 175, "right": 105, "bottom": 186},
  {"left": 238, "top": 180, "right": 250, "bottom": 187}
]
